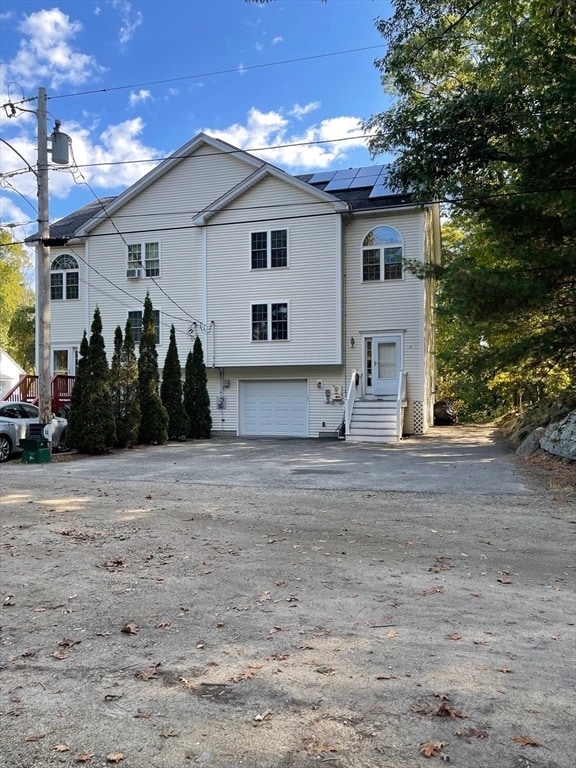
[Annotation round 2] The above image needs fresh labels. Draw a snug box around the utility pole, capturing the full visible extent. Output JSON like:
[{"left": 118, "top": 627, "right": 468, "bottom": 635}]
[
  {"left": 36, "top": 87, "right": 51, "bottom": 429},
  {"left": 35, "top": 87, "right": 70, "bottom": 433}
]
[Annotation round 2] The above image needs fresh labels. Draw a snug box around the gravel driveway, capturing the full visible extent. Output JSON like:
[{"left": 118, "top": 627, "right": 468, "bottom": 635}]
[{"left": 1, "top": 426, "right": 574, "bottom": 768}]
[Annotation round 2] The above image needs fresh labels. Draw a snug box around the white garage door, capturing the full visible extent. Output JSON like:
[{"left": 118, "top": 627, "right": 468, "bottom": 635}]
[{"left": 239, "top": 380, "right": 308, "bottom": 437}]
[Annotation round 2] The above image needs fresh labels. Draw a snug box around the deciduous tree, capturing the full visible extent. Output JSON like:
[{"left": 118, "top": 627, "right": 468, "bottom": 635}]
[{"left": 365, "top": 0, "right": 576, "bottom": 415}]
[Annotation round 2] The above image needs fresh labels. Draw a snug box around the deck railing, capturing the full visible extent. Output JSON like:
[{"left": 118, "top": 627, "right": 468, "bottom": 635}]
[{"left": 0, "top": 374, "right": 75, "bottom": 415}]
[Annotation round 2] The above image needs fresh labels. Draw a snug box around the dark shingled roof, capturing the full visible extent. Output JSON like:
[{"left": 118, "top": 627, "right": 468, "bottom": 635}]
[
  {"left": 27, "top": 165, "right": 411, "bottom": 245},
  {"left": 296, "top": 173, "right": 412, "bottom": 211},
  {"left": 26, "top": 197, "right": 117, "bottom": 243}
]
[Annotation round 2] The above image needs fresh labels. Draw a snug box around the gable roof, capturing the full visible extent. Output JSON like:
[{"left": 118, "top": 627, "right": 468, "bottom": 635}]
[
  {"left": 77, "top": 133, "right": 266, "bottom": 236},
  {"left": 192, "top": 163, "right": 349, "bottom": 226},
  {"left": 32, "top": 136, "right": 416, "bottom": 242}
]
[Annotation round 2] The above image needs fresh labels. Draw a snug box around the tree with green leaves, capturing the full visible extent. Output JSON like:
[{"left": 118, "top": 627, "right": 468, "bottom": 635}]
[
  {"left": 111, "top": 321, "right": 141, "bottom": 448},
  {"left": 161, "top": 325, "right": 189, "bottom": 440},
  {"left": 183, "top": 335, "right": 212, "bottom": 439},
  {"left": 67, "top": 308, "right": 116, "bottom": 453},
  {"left": 0, "top": 229, "right": 33, "bottom": 367},
  {"left": 365, "top": 0, "right": 576, "bottom": 415},
  {"left": 7, "top": 304, "right": 35, "bottom": 372},
  {"left": 138, "top": 293, "right": 168, "bottom": 445}
]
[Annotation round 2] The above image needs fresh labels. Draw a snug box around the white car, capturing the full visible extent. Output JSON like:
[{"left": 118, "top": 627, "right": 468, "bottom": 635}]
[{"left": 0, "top": 402, "right": 68, "bottom": 462}]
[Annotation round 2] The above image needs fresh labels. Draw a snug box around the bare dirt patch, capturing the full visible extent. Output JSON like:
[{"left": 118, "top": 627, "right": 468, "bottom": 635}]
[{"left": 1, "top": 444, "right": 575, "bottom": 768}]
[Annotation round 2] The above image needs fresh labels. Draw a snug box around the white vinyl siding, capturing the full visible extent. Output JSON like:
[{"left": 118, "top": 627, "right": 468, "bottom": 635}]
[
  {"left": 345, "top": 210, "right": 427, "bottom": 431},
  {"left": 205, "top": 175, "right": 342, "bottom": 367}
]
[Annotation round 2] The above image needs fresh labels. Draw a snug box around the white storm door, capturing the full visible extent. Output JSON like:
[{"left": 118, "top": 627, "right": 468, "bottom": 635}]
[{"left": 373, "top": 335, "right": 402, "bottom": 396}]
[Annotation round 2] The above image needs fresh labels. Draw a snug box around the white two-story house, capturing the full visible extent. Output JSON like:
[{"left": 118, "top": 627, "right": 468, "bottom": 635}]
[{"left": 40, "top": 133, "right": 440, "bottom": 442}]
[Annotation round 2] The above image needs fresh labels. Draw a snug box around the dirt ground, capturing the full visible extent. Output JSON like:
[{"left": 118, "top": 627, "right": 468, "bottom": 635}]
[{"left": 0, "top": 434, "right": 575, "bottom": 768}]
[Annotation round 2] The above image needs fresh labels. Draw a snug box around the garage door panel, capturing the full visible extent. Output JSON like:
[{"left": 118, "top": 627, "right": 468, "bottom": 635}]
[{"left": 239, "top": 380, "right": 308, "bottom": 437}]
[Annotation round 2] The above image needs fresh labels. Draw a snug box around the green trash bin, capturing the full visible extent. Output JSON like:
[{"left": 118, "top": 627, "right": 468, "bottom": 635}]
[{"left": 20, "top": 424, "right": 51, "bottom": 463}]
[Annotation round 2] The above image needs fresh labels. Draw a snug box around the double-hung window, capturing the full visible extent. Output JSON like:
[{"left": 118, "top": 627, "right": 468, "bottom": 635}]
[
  {"left": 51, "top": 254, "right": 79, "bottom": 300},
  {"left": 251, "top": 302, "right": 289, "bottom": 341},
  {"left": 128, "top": 308, "right": 161, "bottom": 344},
  {"left": 127, "top": 242, "right": 161, "bottom": 277},
  {"left": 251, "top": 229, "right": 288, "bottom": 269},
  {"left": 362, "top": 226, "right": 403, "bottom": 282}
]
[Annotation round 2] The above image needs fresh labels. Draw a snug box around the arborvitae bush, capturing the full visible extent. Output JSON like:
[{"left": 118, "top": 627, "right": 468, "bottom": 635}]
[
  {"left": 68, "top": 307, "right": 116, "bottom": 453},
  {"left": 183, "top": 335, "right": 212, "bottom": 439},
  {"left": 66, "top": 331, "right": 88, "bottom": 450},
  {"left": 111, "top": 321, "right": 141, "bottom": 448},
  {"left": 138, "top": 293, "right": 168, "bottom": 445},
  {"left": 161, "top": 324, "right": 189, "bottom": 440}
]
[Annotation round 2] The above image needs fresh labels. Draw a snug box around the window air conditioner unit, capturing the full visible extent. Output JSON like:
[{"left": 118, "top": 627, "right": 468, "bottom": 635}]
[{"left": 126, "top": 268, "right": 143, "bottom": 279}]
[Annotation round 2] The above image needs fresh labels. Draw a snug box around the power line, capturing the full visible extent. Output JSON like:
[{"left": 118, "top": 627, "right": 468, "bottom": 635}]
[{"left": 1, "top": 44, "right": 386, "bottom": 111}]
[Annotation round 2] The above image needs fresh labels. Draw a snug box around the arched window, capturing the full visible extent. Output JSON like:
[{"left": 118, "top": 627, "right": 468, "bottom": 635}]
[
  {"left": 362, "top": 226, "right": 403, "bottom": 282},
  {"left": 51, "top": 254, "right": 79, "bottom": 300}
]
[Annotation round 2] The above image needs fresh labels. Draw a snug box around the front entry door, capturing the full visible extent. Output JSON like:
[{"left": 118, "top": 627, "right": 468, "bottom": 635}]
[{"left": 372, "top": 335, "right": 402, "bottom": 396}]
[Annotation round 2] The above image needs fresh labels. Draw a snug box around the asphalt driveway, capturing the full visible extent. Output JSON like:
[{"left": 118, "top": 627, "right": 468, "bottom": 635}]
[{"left": 16, "top": 424, "right": 532, "bottom": 496}]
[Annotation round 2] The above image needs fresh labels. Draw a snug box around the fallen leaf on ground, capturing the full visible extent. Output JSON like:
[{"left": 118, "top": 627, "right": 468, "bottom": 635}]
[
  {"left": 420, "top": 740, "right": 447, "bottom": 758},
  {"left": 25, "top": 735, "right": 46, "bottom": 742},
  {"left": 133, "top": 711, "right": 152, "bottom": 718},
  {"left": 136, "top": 667, "right": 158, "bottom": 680},
  {"left": 435, "top": 693, "right": 451, "bottom": 701},
  {"left": 161, "top": 730, "right": 178, "bottom": 738},
  {"left": 52, "top": 651, "right": 69, "bottom": 660},
  {"left": 59, "top": 638, "right": 81, "bottom": 647},
  {"left": 496, "top": 666, "right": 513, "bottom": 673},
  {"left": 75, "top": 754, "right": 94, "bottom": 762},
  {"left": 512, "top": 736, "right": 542, "bottom": 748},
  {"left": 376, "top": 674, "right": 398, "bottom": 680},
  {"left": 106, "top": 754, "right": 125, "bottom": 763},
  {"left": 423, "top": 586, "right": 445, "bottom": 594},
  {"left": 179, "top": 677, "right": 197, "bottom": 690},
  {"left": 268, "top": 626, "right": 281, "bottom": 635},
  {"left": 54, "top": 744, "right": 70, "bottom": 752},
  {"left": 497, "top": 577, "right": 513, "bottom": 584},
  {"left": 305, "top": 739, "right": 337, "bottom": 755},
  {"left": 121, "top": 623, "right": 139, "bottom": 634},
  {"left": 257, "top": 591, "right": 270, "bottom": 603},
  {"left": 445, "top": 633, "right": 461, "bottom": 641},
  {"left": 435, "top": 701, "right": 467, "bottom": 719},
  {"left": 387, "top": 629, "right": 399, "bottom": 638}
]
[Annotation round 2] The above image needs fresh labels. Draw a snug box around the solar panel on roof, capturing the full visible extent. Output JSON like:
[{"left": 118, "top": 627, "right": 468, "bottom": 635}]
[
  {"left": 369, "top": 183, "right": 396, "bottom": 198},
  {"left": 356, "top": 165, "right": 385, "bottom": 177},
  {"left": 324, "top": 177, "right": 355, "bottom": 191},
  {"left": 348, "top": 174, "right": 380, "bottom": 189},
  {"left": 308, "top": 170, "right": 337, "bottom": 184}
]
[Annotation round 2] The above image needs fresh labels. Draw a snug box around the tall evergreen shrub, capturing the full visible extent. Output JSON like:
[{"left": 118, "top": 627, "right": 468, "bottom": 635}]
[
  {"left": 161, "top": 324, "right": 189, "bottom": 440},
  {"left": 68, "top": 307, "right": 116, "bottom": 453},
  {"left": 183, "top": 335, "right": 212, "bottom": 439},
  {"left": 111, "top": 321, "right": 141, "bottom": 448},
  {"left": 138, "top": 293, "right": 168, "bottom": 445},
  {"left": 66, "top": 331, "right": 88, "bottom": 450}
]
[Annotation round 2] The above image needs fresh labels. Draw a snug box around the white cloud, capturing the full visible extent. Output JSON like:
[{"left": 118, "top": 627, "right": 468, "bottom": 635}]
[
  {"left": 5, "top": 8, "right": 103, "bottom": 89},
  {"left": 290, "top": 101, "right": 321, "bottom": 119},
  {"left": 201, "top": 107, "right": 368, "bottom": 171},
  {"left": 272, "top": 36, "right": 283, "bottom": 45},
  {"left": 112, "top": 0, "right": 143, "bottom": 45},
  {"left": 129, "top": 89, "right": 151, "bottom": 107},
  {"left": 255, "top": 42, "right": 263, "bottom": 52},
  {"left": 238, "top": 62, "right": 246, "bottom": 76},
  {"left": 64, "top": 117, "right": 159, "bottom": 191}
]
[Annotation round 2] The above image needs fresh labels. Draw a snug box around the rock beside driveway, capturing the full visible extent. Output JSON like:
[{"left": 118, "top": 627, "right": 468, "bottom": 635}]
[{"left": 540, "top": 410, "right": 576, "bottom": 461}]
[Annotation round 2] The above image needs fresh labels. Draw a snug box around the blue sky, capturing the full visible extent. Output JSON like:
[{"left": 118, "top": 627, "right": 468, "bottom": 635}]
[{"left": 0, "top": 0, "right": 394, "bottom": 237}]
